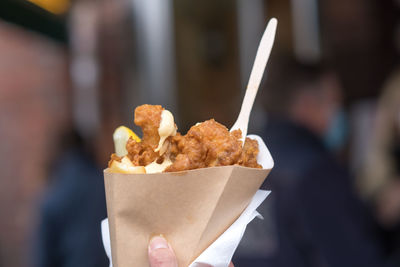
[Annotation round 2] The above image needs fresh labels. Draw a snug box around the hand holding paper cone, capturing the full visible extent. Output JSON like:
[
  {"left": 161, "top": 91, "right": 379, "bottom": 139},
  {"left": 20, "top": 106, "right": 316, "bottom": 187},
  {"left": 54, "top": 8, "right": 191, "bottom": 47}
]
[
  {"left": 104, "top": 105, "right": 273, "bottom": 266},
  {"left": 147, "top": 237, "right": 235, "bottom": 267}
]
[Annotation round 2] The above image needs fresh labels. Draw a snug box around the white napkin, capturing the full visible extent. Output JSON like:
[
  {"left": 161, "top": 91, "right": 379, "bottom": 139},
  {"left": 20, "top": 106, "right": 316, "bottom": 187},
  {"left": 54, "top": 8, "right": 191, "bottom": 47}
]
[
  {"left": 188, "top": 189, "right": 270, "bottom": 267},
  {"left": 101, "top": 219, "right": 113, "bottom": 266},
  {"left": 101, "top": 135, "right": 273, "bottom": 267}
]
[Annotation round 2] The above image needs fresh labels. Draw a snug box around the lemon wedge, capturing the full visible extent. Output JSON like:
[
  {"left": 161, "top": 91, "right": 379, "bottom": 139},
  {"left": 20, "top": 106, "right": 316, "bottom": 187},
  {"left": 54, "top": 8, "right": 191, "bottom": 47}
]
[
  {"left": 109, "top": 156, "right": 146, "bottom": 174},
  {"left": 113, "top": 126, "right": 141, "bottom": 157}
]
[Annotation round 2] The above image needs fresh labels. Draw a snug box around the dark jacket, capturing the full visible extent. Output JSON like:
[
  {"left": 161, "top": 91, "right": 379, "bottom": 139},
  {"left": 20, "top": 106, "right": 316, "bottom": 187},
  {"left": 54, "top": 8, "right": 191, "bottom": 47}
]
[{"left": 234, "top": 118, "right": 392, "bottom": 267}]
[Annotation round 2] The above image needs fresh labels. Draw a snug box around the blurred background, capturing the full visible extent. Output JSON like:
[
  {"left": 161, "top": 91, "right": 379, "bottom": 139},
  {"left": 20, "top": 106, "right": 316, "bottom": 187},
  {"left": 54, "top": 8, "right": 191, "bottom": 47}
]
[{"left": 1, "top": 0, "right": 400, "bottom": 266}]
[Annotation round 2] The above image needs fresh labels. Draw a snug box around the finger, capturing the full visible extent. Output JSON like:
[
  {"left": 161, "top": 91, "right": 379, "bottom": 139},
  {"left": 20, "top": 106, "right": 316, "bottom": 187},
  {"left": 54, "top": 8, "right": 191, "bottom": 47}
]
[
  {"left": 148, "top": 236, "right": 178, "bottom": 267},
  {"left": 229, "top": 262, "right": 235, "bottom": 267}
]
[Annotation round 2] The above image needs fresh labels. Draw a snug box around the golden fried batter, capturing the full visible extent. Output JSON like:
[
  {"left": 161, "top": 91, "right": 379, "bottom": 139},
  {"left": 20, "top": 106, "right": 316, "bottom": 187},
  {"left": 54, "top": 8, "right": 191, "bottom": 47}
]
[
  {"left": 120, "top": 104, "right": 164, "bottom": 166},
  {"left": 134, "top": 104, "right": 163, "bottom": 149},
  {"left": 164, "top": 119, "right": 261, "bottom": 172},
  {"left": 113, "top": 104, "right": 262, "bottom": 172},
  {"left": 126, "top": 137, "right": 159, "bottom": 166},
  {"left": 166, "top": 120, "right": 243, "bottom": 171},
  {"left": 238, "top": 137, "right": 261, "bottom": 168}
]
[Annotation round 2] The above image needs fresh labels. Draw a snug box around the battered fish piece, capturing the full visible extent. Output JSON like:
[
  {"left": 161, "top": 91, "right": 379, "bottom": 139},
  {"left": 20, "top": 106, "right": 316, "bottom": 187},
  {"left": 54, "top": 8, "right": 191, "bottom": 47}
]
[
  {"left": 165, "top": 120, "right": 261, "bottom": 172},
  {"left": 165, "top": 120, "right": 246, "bottom": 172},
  {"left": 238, "top": 137, "right": 261, "bottom": 168},
  {"left": 125, "top": 105, "right": 164, "bottom": 166},
  {"left": 126, "top": 138, "right": 159, "bottom": 166},
  {"left": 134, "top": 104, "right": 163, "bottom": 149}
]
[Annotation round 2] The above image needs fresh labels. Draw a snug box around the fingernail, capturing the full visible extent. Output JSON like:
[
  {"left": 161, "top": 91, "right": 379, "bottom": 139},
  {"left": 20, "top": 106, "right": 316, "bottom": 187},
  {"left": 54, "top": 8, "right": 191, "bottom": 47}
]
[{"left": 149, "top": 236, "right": 169, "bottom": 252}]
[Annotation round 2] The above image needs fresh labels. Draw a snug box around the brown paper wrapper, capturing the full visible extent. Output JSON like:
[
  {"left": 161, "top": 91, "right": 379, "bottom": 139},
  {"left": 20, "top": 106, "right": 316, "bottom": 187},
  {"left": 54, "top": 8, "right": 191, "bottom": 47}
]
[{"left": 104, "top": 165, "right": 271, "bottom": 267}]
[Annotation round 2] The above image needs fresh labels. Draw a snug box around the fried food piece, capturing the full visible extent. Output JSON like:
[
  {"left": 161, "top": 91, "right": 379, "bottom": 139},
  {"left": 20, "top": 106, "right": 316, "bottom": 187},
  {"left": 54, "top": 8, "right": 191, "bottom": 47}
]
[
  {"left": 134, "top": 104, "right": 163, "bottom": 149},
  {"left": 165, "top": 119, "right": 261, "bottom": 172},
  {"left": 124, "top": 105, "right": 164, "bottom": 166},
  {"left": 239, "top": 138, "right": 262, "bottom": 168},
  {"left": 126, "top": 137, "right": 159, "bottom": 166},
  {"left": 165, "top": 132, "right": 208, "bottom": 172}
]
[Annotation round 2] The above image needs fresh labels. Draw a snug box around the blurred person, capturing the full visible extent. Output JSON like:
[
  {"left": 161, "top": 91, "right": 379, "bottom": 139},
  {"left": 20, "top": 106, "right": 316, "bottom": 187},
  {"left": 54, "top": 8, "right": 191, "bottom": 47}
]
[
  {"left": 33, "top": 129, "right": 109, "bottom": 267},
  {"left": 33, "top": 102, "right": 117, "bottom": 267},
  {"left": 234, "top": 58, "right": 400, "bottom": 267},
  {"left": 358, "top": 69, "right": 400, "bottom": 255}
]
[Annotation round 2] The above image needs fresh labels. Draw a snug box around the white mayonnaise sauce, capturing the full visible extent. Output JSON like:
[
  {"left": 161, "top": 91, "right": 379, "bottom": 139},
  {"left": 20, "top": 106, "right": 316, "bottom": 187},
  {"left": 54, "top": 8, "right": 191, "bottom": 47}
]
[
  {"left": 144, "top": 158, "right": 173, "bottom": 173},
  {"left": 155, "top": 110, "right": 176, "bottom": 154}
]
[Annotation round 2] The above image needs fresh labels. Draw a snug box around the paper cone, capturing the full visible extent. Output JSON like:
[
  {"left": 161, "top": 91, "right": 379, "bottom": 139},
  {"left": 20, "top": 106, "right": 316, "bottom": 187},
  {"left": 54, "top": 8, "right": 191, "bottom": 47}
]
[{"left": 104, "top": 165, "right": 270, "bottom": 267}]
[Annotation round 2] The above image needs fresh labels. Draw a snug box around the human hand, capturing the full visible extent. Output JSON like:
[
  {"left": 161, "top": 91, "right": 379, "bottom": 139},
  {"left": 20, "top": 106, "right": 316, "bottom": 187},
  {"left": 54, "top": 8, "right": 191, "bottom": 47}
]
[
  {"left": 148, "top": 236, "right": 177, "bottom": 267},
  {"left": 148, "top": 236, "right": 234, "bottom": 267}
]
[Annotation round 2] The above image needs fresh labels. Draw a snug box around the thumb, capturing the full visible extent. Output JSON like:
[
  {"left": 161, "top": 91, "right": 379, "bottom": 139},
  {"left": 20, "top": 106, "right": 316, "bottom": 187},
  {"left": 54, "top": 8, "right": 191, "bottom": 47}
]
[{"left": 148, "top": 236, "right": 178, "bottom": 267}]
